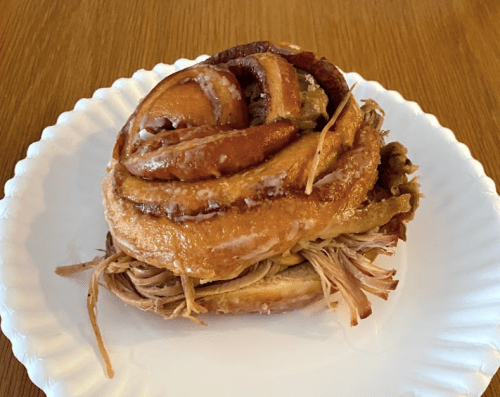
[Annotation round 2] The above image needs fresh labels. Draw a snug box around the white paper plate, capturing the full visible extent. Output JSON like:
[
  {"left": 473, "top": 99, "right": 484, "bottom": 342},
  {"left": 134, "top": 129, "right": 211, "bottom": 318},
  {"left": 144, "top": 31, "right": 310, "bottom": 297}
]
[{"left": 2, "top": 56, "right": 500, "bottom": 397}]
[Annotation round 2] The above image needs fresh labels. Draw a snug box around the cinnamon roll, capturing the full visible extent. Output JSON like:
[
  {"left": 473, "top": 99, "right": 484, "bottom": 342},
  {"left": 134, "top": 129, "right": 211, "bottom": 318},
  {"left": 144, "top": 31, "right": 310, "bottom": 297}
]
[{"left": 57, "top": 42, "right": 420, "bottom": 378}]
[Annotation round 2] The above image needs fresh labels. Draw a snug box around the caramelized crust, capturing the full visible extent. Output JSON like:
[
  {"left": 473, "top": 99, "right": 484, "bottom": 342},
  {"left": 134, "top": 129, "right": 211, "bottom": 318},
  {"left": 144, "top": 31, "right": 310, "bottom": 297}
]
[
  {"left": 204, "top": 41, "right": 349, "bottom": 116},
  {"left": 226, "top": 53, "right": 302, "bottom": 124},
  {"left": 119, "top": 65, "right": 249, "bottom": 158},
  {"left": 122, "top": 121, "right": 299, "bottom": 181},
  {"left": 113, "top": 98, "right": 363, "bottom": 218}
]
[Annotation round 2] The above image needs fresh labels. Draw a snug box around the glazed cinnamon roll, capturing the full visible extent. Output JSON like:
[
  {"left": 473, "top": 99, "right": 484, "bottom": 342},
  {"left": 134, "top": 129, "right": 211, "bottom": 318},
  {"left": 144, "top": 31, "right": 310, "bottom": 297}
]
[{"left": 57, "top": 42, "right": 420, "bottom": 378}]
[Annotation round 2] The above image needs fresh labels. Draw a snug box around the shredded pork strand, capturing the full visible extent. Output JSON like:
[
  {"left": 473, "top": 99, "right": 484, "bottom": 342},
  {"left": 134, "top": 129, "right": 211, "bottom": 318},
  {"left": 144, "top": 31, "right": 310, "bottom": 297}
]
[
  {"left": 86, "top": 252, "right": 125, "bottom": 379},
  {"left": 301, "top": 229, "right": 399, "bottom": 326},
  {"left": 361, "top": 98, "right": 385, "bottom": 135},
  {"left": 180, "top": 275, "right": 208, "bottom": 324},
  {"left": 55, "top": 257, "right": 101, "bottom": 276},
  {"left": 304, "top": 84, "right": 355, "bottom": 195},
  {"left": 196, "top": 260, "right": 272, "bottom": 297}
]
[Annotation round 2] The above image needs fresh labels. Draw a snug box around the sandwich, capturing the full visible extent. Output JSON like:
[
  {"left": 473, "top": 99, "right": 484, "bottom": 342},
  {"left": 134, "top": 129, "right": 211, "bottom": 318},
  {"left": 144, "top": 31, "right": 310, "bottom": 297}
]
[{"left": 57, "top": 41, "right": 420, "bottom": 378}]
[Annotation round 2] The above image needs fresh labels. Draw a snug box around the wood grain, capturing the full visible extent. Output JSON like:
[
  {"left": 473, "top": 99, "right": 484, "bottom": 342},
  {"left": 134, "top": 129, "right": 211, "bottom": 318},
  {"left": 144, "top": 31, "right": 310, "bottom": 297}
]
[{"left": 1, "top": 0, "right": 500, "bottom": 395}]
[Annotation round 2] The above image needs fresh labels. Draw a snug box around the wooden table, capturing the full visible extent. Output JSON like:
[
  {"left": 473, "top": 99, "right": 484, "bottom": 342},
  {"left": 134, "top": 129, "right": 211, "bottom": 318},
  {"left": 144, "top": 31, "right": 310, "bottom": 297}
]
[{"left": 1, "top": 0, "right": 500, "bottom": 395}]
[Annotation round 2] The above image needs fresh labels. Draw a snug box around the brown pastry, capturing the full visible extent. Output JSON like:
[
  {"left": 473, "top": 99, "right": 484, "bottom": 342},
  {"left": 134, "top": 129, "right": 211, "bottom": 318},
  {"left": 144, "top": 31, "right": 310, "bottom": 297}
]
[{"left": 57, "top": 41, "right": 420, "bottom": 378}]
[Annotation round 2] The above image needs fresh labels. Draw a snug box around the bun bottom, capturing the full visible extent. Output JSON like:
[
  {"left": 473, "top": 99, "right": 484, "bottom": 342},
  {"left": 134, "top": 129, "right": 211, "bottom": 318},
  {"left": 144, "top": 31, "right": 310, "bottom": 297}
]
[{"left": 199, "top": 262, "right": 324, "bottom": 314}]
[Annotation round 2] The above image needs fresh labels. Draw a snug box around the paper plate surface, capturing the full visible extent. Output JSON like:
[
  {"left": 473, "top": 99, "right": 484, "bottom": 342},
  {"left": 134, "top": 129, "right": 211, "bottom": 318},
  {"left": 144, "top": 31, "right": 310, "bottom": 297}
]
[{"left": 1, "top": 56, "right": 500, "bottom": 397}]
